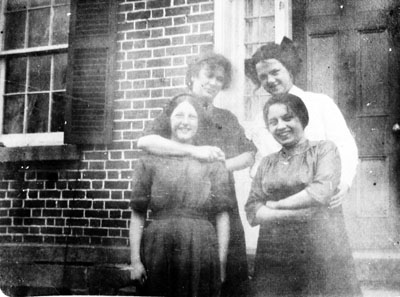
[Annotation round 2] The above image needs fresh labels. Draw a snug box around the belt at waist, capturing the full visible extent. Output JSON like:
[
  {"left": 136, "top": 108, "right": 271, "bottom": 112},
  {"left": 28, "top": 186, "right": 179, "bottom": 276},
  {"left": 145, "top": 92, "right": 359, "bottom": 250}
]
[{"left": 148, "top": 209, "right": 208, "bottom": 221}]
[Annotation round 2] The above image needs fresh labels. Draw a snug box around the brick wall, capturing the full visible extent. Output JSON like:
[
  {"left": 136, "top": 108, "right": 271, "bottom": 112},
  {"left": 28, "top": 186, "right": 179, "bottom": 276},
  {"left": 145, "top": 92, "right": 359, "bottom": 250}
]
[{"left": 0, "top": 0, "right": 215, "bottom": 294}]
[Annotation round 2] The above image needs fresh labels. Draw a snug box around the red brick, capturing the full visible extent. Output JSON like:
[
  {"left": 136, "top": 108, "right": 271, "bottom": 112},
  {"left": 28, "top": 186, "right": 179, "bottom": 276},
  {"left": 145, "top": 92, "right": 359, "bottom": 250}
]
[
  {"left": 147, "top": 0, "right": 171, "bottom": 9},
  {"left": 105, "top": 201, "right": 129, "bottom": 210},
  {"left": 166, "top": 25, "right": 191, "bottom": 36},
  {"left": 82, "top": 171, "right": 106, "bottom": 180},
  {"left": 166, "top": 6, "right": 191, "bottom": 16},
  {"left": 124, "top": 110, "right": 149, "bottom": 120},
  {"left": 127, "top": 50, "right": 151, "bottom": 59},
  {"left": 152, "top": 9, "right": 164, "bottom": 18},
  {"left": 147, "top": 38, "right": 171, "bottom": 48},
  {"left": 185, "top": 33, "right": 213, "bottom": 44},
  {"left": 102, "top": 219, "right": 127, "bottom": 228},
  {"left": 126, "top": 90, "right": 150, "bottom": 99},
  {"left": 63, "top": 210, "right": 84, "bottom": 218},
  {"left": 69, "top": 200, "right": 92, "bottom": 209},
  {"left": 85, "top": 210, "right": 108, "bottom": 218},
  {"left": 147, "top": 57, "right": 172, "bottom": 67},
  {"left": 105, "top": 161, "right": 130, "bottom": 170},
  {"left": 127, "top": 70, "right": 151, "bottom": 80},
  {"left": 126, "top": 30, "right": 150, "bottom": 40},
  {"left": 127, "top": 11, "right": 150, "bottom": 21},
  {"left": 86, "top": 191, "right": 110, "bottom": 199},
  {"left": 151, "top": 28, "right": 164, "bottom": 38}
]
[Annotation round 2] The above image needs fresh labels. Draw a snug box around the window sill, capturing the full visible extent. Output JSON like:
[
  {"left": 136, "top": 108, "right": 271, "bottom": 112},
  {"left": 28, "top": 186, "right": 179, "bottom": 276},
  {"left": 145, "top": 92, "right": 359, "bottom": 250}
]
[{"left": 0, "top": 145, "right": 80, "bottom": 162}]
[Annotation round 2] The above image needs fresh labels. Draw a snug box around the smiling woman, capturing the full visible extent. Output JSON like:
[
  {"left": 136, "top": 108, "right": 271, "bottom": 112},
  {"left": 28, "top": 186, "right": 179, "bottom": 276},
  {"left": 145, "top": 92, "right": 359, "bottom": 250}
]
[{"left": 129, "top": 93, "right": 232, "bottom": 297}]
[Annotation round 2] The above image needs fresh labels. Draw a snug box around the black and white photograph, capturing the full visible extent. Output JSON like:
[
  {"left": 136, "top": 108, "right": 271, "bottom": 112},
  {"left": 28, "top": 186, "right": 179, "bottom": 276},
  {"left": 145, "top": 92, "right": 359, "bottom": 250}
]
[{"left": 0, "top": 0, "right": 399, "bottom": 296}]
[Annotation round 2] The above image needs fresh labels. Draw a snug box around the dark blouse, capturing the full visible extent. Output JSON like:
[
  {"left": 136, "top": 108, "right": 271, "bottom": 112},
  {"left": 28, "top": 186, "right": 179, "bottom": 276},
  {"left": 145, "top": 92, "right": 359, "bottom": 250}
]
[
  {"left": 131, "top": 154, "right": 233, "bottom": 217},
  {"left": 245, "top": 140, "right": 341, "bottom": 226}
]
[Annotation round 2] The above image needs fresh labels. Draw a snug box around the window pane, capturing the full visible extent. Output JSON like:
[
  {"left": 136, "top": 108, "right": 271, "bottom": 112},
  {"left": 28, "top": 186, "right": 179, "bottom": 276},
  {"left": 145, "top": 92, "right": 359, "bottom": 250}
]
[
  {"left": 53, "top": 54, "right": 68, "bottom": 90},
  {"left": 29, "top": 55, "right": 51, "bottom": 91},
  {"left": 260, "top": 17, "right": 275, "bottom": 42},
  {"left": 3, "top": 95, "right": 24, "bottom": 134},
  {"left": 6, "top": 0, "right": 27, "bottom": 11},
  {"left": 51, "top": 92, "right": 66, "bottom": 132},
  {"left": 30, "top": 0, "right": 51, "bottom": 7},
  {"left": 27, "top": 93, "right": 49, "bottom": 133},
  {"left": 28, "top": 8, "right": 50, "bottom": 47},
  {"left": 260, "top": 0, "right": 274, "bottom": 16},
  {"left": 4, "top": 11, "right": 26, "bottom": 50},
  {"left": 53, "top": 5, "right": 70, "bottom": 44},
  {"left": 6, "top": 57, "right": 27, "bottom": 93}
]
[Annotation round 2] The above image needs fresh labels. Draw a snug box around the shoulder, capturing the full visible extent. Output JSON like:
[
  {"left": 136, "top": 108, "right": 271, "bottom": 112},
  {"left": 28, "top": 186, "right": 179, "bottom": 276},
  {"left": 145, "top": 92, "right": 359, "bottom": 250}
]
[
  {"left": 309, "top": 140, "right": 338, "bottom": 153},
  {"left": 213, "top": 107, "right": 240, "bottom": 123}
]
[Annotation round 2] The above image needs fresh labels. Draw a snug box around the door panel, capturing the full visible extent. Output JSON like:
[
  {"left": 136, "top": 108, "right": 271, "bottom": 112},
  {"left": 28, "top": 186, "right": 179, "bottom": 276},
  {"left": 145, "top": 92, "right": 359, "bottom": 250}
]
[{"left": 305, "top": 0, "right": 400, "bottom": 250}]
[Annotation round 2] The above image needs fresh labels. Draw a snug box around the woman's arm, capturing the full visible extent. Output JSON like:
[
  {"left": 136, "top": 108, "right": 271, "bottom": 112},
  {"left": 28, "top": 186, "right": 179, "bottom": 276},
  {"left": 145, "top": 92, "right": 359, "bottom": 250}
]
[
  {"left": 126, "top": 211, "right": 147, "bottom": 285},
  {"left": 266, "top": 189, "right": 321, "bottom": 210},
  {"left": 216, "top": 211, "right": 230, "bottom": 283},
  {"left": 225, "top": 151, "right": 255, "bottom": 172},
  {"left": 137, "top": 135, "right": 225, "bottom": 162},
  {"left": 254, "top": 205, "right": 312, "bottom": 224}
]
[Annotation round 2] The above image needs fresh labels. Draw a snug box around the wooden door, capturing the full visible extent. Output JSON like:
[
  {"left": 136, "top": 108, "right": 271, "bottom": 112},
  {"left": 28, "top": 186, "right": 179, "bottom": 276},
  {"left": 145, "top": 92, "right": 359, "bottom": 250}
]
[{"left": 302, "top": 0, "right": 400, "bottom": 250}]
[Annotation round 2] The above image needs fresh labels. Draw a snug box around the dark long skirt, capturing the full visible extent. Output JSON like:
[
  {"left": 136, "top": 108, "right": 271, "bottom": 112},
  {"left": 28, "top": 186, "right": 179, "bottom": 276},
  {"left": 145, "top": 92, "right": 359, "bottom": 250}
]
[
  {"left": 251, "top": 207, "right": 362, "bottom": 297},
  {"left": 141, "top": 217, "right": 221, "bottom": 297}
]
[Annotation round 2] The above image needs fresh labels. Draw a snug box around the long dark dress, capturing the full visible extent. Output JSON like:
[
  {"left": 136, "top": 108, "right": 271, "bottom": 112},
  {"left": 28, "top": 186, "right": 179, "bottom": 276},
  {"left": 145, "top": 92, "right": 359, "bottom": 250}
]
[
  {"left": 144, "top": 105, "right": 257, "bottom": 297},
  {"left": 131, "top": 154, "right": 233, "bottom": 297},
  {"left": 245, "top": 140, "right": 362, "bottom": 297}
]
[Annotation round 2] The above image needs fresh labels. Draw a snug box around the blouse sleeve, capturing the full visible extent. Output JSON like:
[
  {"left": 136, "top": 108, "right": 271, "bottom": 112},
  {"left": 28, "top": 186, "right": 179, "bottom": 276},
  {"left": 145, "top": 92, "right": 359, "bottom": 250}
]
[
  {"left": 305, "top": 141, "right": 341, "bottom": 205},
  {"left": 320, "top": 95, "right": 358, "bottom": 187},
  {"left": 130, "top": 158, "right": 152, "bottom": 214},
  {"left": 209, "top": 162, "right": 234, "bottom": 213},
  {"left": 245, "top": 157, "right": 270, "bottom": 226}
]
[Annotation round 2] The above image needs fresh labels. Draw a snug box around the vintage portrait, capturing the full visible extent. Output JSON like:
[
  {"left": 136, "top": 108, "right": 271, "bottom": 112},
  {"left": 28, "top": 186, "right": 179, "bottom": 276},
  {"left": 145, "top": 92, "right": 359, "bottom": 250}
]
[{"left": 0, "top": 0, "right": 399, "bottom": 296}]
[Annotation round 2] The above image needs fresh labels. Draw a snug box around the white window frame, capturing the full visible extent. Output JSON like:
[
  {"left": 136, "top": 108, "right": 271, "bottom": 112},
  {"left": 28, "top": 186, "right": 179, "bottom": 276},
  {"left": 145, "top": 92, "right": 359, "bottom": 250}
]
[{"left": 0, "top": 0, "right": 69, "bottom": 147}]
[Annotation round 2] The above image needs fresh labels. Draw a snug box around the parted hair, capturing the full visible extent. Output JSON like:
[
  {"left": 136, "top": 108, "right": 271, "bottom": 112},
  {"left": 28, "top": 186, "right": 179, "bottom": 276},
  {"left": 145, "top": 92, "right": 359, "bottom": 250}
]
[
  {"left": 245, "top": 37, "right": 302, "bottom": 89},
  {"left": 263, "top": 93, "right": 309, "bottom": 129}
]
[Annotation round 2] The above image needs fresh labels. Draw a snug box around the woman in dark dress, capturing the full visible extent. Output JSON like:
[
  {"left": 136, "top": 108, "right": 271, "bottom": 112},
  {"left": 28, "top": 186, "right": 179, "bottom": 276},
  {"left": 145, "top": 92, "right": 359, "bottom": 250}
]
[
  {"left": 245, "top": 94, "right": 362, "bottom": 297},
  {"left": 129, "top": 94, "right": 232, "bottom": 297},
  {"left": 138, "top": 52, "right": 257, "bottom": 297}
]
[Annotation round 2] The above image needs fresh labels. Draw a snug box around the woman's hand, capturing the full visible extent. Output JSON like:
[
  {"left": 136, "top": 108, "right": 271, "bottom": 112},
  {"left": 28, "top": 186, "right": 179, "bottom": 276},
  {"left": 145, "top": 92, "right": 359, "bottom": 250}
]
[
  {"left": 329, "top": 182, "right": 350, "bottom": 208},
  {"left": 123, "top": 261, "right": 147, "bottom": 285},
  {"left": 189, "top": 145, "right": 225, "bottom": 162}
]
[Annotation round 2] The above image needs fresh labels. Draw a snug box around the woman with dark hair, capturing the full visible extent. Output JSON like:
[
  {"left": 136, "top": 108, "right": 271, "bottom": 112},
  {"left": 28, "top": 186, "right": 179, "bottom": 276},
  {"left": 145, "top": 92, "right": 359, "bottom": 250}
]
[
  {"left": 245, "top": 94, "right": 362, "bottom": 297},
  {"left": 138, "top": 53, "right": 256, "bottom": 297},
  {"left": 245, "top": 37, "right": 358, "bottom": 208},
  {"left": 129, "top": 94, "right": 232, "bottom": 297}
]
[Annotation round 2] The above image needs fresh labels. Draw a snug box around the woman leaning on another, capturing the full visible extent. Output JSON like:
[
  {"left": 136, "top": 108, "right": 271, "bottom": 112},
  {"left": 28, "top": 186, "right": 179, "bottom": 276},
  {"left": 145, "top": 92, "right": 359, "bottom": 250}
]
[
  {"left": 128, "top": 94, "right": 232, "bottom": 297},
  {"left": 138, "top": 52, "right": 256, "bottom": 297},
  {"left": 245, "top": 37, "right": 358, "bottom": 208},
  {"left": 245, "top": 94, "right": 362, "bottom": 297}
]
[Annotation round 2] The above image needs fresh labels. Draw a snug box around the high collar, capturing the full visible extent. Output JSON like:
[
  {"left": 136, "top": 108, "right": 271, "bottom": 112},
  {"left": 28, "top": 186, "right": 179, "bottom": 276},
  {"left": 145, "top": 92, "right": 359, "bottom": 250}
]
[{"left": 280, "top": 139, "right": 310, "bottom": 158}]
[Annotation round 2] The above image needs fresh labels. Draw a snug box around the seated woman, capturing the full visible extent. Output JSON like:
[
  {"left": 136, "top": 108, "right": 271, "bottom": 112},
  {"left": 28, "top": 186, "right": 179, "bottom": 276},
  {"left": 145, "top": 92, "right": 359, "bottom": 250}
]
[
  {"left": 129, "top": 94, "right": 232, "bottom": 297},
  {"left": 245, "top": 94, "right": 362, "bottom": 297}
]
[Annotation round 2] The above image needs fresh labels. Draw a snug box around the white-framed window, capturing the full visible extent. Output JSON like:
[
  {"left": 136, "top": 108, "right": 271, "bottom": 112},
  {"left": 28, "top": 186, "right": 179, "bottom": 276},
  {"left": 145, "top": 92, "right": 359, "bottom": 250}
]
[
  {"left": 214, "top": 0, "right": 292, "bottom": 122},
  {"left": 0, "top": 0, "right": 70, "bottom": 147}
]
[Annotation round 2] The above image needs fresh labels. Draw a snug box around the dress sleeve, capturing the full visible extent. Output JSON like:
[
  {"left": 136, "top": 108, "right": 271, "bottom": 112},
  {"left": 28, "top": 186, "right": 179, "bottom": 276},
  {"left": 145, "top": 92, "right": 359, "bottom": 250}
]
[
  {"left": 320, "top": 95, "right": 358, "bottom": 187},
  {"left": 245, "top": 157, "right": 269, "bottom": 226},
  {"left": 142, "top": 109, "right": 171, "bottom": 138},
  {"left": 130, "top": 158, "right": 152, "bottom": 213},
  {"left": 209, "top": 162, "right": 234, "bottom": 213},
  {"left": 305, "top": 141, "right": 341, "bottom": 205}
]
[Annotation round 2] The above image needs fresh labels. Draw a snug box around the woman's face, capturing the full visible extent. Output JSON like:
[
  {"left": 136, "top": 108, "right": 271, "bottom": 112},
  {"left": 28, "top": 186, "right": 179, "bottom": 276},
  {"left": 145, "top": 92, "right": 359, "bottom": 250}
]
[
  {"left": 170, "top": 101, "right": 199, "bottom": 144},
  {"left": 266, "top": 103, "right": 305, "bottom": 148},
  {"left": 191, "top": 64, "right": 225, "bottom": 104},
  {"left": 256, "top": 59, "right": 293, "bottom": 95}
]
